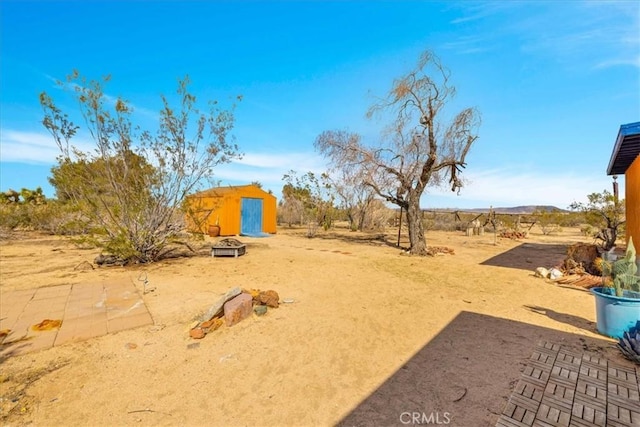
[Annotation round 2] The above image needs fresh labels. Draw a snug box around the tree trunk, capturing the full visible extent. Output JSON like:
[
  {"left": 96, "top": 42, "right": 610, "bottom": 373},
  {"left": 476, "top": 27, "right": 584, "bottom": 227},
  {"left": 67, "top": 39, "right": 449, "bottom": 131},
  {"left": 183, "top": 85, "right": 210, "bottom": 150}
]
[
  {"left": 357, "top": 207, "right": 366, "bottom": 231},
  {"left": 406, "top": 194, "right": 427, "bottom": 255},
  {"left": 347, "top": 211, "right": 355, "bottom": 231}
]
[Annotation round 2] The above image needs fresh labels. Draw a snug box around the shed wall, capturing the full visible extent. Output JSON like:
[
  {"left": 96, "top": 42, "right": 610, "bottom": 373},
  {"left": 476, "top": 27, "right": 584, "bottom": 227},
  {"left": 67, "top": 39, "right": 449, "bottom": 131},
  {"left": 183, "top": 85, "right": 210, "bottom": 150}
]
[
  {"left": 184, "top": 195, "right": 224, "bottom": 234},
  {"left": 220, "top": 194, "right": 241, "bottom": 236},
  {"left": 260, "top": 194, "right": 277, "bottom": 234},
  {"left": 185, "top": 185, "right": 276, "bottom": 236}
]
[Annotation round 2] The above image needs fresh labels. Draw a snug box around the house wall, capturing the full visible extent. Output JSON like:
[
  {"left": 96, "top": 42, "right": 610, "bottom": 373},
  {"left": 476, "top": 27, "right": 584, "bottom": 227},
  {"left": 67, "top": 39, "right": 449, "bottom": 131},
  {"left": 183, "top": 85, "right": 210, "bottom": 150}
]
[{"left": 625, "top": 155, "right": 640, "bottom": 248}]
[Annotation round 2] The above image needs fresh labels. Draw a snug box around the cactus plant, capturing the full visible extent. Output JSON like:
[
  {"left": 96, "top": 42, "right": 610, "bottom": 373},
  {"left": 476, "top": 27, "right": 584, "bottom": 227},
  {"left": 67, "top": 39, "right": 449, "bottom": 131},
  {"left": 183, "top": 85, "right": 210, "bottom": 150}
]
[
  {"left": 617, "top": 321, "right": 640, "bottom": 365},
  {"left": 600, "top": 237, "right": 640, "bottom": 297}
]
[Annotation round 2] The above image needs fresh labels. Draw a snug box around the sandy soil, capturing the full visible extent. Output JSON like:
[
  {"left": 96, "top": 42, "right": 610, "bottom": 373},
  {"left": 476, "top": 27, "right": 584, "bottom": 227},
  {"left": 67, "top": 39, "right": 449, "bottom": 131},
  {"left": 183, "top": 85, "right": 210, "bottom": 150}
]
[{"left": 0, "top": 226, "right": 632, "bottom": 426}]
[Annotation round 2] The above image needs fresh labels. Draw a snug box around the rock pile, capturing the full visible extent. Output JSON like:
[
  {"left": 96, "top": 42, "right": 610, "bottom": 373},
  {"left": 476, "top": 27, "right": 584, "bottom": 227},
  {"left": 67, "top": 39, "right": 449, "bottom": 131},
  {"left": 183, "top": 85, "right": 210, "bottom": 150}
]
[
  {"left": 499, "top": 231, "right": 527, "bottom": 240},
  {"left": 189, "top": 287, "right": 281, "bottom": 339},
  {"left": 214, "top": 238, "right": 244, "bottom": 248},
  {"left": 425, "top": 246, "right": 455, "bottom": 256}
]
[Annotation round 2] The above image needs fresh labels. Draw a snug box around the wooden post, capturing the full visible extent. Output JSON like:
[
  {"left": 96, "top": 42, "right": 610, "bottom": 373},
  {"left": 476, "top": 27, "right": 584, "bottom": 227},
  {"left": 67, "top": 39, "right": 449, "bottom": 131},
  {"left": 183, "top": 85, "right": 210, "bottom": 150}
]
[
  {"left": 397, "top": 207, "right": 403, "bottom": 247},
  {"left": 488, "top": 206, "right": 497, "bottom": 245}
]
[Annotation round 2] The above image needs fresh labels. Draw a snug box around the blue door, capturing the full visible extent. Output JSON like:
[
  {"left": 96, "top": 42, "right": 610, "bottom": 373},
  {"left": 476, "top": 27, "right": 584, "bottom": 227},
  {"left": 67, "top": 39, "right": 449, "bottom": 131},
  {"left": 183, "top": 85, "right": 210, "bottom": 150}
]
[{"left": 241, "top": 198, "right": 263, "bottom": 236}]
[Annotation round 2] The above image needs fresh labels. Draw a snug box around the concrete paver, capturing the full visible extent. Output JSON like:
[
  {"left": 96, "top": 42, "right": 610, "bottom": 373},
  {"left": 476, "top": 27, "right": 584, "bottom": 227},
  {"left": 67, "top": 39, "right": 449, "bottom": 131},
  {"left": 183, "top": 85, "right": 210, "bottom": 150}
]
[
  {"left": 0, "top": 281, "right": 153, "bottom": 358},
  {"left": 497, "top": 341, "right": 640, "bottom": 427}
]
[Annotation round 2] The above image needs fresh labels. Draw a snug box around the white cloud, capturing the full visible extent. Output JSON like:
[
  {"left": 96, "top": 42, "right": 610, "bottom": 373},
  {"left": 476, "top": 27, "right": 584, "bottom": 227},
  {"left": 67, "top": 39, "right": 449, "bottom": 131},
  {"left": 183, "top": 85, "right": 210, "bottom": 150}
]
[
  {"left": 0, "top": 129, "right": 94, "bottom": 164},
  {"left": 1, "top": 130, "right": 623, "bottom": 209},
  {"left": 212, "top": 151, "right": 329, "bottom": 194},
  {"left": 451, "top": 1, "right": 640, "bottom": 70},
  {"left": 216, "top": 157, "right": 624, "bottom": 209},
  {"left": 449, "top": 2, "right": 517, "bottom": 25},
  {"left": 0, "top": 130, "right": 62, "bottom": 164},
  {"left": 441, "top": 35, "right": 493, "bottom": 55},
  {"left": 216, "top": 157, "right": 624, "bottom": 208},
  {"left": 234, "top": 152, "right": 326, "bottom": 171},
  {"left": 595, "top": 55, "right": 640, "bottom": 70},
  {"left": 44, "top": 73, "right": 160, "bottom": 120},
  {"left": 423, "top": 167, "right": 623, "bottom": 209}
]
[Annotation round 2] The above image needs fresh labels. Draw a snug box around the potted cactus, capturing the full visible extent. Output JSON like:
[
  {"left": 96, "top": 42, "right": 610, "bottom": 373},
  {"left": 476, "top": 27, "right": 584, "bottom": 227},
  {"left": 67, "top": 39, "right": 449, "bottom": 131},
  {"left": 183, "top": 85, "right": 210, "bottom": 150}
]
[{"left": 591, "top": 237, "right": 640, "bottom": 339}]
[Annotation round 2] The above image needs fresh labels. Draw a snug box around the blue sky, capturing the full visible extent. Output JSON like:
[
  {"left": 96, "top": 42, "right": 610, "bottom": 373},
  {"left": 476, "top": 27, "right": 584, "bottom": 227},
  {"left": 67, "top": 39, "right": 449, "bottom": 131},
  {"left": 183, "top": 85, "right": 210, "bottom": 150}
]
[{"left": 1, "top": 1, "right": 638, "bottom": 209}]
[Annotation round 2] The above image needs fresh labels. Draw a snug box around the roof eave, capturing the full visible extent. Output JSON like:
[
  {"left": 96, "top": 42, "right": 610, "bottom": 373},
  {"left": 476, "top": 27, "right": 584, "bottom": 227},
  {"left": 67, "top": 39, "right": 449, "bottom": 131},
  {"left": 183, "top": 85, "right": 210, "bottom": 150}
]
[
  {"left": 607, "top": 127, "right": 625, "bottom": 175},
  {"left": 607, "top": 122, "right": 640, "bottom": 176}
]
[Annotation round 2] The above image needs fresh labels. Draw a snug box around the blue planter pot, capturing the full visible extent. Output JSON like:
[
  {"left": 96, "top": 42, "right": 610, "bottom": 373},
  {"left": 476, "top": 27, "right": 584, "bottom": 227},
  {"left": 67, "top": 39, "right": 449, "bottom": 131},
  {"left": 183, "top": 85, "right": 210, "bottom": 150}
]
[{"left": 591, "top": 287, "right": 640, "bottom": 339}]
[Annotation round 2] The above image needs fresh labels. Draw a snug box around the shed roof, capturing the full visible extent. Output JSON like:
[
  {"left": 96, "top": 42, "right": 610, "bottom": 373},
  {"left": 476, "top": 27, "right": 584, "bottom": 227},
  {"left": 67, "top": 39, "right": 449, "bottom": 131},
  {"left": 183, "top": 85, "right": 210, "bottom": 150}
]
[
  {"left": 190, "top": 184, "right": 273, "bottom": 198},
  {"left": 607, "top": 121, "right": 640, "bottom": 175}
]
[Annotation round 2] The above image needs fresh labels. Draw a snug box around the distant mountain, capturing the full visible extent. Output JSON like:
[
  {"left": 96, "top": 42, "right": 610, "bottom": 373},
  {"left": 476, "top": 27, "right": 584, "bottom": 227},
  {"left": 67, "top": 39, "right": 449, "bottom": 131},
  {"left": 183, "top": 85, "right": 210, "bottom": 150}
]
[{"left": 459, "top": 205, "right": 569, "bottom": 214}]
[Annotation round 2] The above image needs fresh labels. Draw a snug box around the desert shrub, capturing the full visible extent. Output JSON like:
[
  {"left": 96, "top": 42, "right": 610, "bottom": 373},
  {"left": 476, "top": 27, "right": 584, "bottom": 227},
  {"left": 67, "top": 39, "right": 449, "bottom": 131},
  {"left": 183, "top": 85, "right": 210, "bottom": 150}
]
[
  {"left": 278, "top": 196, "right": 305, "bottom": 227},
  {"left": 359, "top": 200, "right": 393, "bottom": 231},
  {"left": 40, "top": 73, "right": 240, "bottom": 263},
  {"left": 497, "top": 215, "right": 517, "bottom": 232},
  {"left": 569, "top": 190, "right": 624, "bottom": 250},
  {"left": 421, "top": 211, "right": 462, "bottom": 232},
  {"left": 0, "top": 203, "right": 29, "bottom": 231},
  {"left": 282, "top": 171, "right": 336, "bottom": 232},
  {"left": 0, "top": 199, "right": 89, "bottom": 236},
  {"left": 558, "top": 212, "right": 583, "bottom": 227},
  {"left": 538, "top": 223, "right": 562, "bottom": 235},
  {"left": 533, "top": 208, "right": 564, "bottom": 235},
  {"left": 0, "top": 187, "right": 50, "bottom": 233},
  {"left": 423, "top": 217, "right": 435, "bottom": 231},
  {"left": 32, "top": 202, "right": 90, "bottom": 235},
  {"left": 581, "top": 224, "right": 595, "bottom": 237}
]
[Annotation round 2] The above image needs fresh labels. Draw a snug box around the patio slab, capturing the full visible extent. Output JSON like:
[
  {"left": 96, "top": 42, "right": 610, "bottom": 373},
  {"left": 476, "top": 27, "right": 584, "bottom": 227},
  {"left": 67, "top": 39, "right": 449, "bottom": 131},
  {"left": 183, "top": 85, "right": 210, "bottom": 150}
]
[
  {"left": 0, "top": 281, "right": 153, "bottom": 358},
  {"left": 496, "top": 341, "right": 640, "bottom": 427}
]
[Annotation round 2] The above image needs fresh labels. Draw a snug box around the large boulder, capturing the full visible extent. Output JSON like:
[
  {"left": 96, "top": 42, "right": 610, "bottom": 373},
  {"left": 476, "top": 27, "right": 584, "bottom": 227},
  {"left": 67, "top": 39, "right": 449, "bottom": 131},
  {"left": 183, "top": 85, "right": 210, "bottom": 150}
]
[
  {"left": 534, "top": 267, "right": 550, "bottom": 279},
  {"left": 224, "top": 293, "right": 253, "bottom": 326},
  {"left": 199, "top": 287, "right": 242, "bottom": 322}
]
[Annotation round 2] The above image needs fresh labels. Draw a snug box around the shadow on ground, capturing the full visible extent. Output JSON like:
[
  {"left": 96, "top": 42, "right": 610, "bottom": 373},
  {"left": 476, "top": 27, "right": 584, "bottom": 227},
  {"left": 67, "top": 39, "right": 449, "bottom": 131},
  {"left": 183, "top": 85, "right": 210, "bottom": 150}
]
[
  {"left": 285, "top": 227, "right": 404, "bottom": 249},
  {"left": 524, "top": 305, "right": 597, "bottom": 335},
  {"left": 337, "top": 311, "right": 620, "bottom": 427},
  {"left": 480, "top": 242, "right": 568, "bottom": 271},
  {"left": 0, "top": 341, "right": 33, "bottom": 365}
]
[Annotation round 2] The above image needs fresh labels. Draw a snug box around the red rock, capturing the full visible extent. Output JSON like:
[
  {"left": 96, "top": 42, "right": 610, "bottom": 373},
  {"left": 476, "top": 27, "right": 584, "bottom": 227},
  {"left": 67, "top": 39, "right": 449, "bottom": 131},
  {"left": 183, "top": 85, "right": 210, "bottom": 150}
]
[
  {"left": 200, "top": 319, "right": 215, "bottom": 328},
  {"left": 224, "top": 293, "right": 253, "bottom": 326},
  {"left": 189, "top": 327, "right": 205, "bottom": 339},
  {"left": 201, "top": 317, "right": 224, "bottom": 332},
  {"left": 258, "top": 290, "right": 280, "bottom": 308}
]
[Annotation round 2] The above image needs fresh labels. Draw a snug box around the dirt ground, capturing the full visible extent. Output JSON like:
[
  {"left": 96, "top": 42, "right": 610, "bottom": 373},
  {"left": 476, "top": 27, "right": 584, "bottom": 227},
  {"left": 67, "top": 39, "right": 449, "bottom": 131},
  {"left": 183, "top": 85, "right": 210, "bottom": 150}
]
[{"left": 0, "top": 226, "right": 632, "bottom": 426}]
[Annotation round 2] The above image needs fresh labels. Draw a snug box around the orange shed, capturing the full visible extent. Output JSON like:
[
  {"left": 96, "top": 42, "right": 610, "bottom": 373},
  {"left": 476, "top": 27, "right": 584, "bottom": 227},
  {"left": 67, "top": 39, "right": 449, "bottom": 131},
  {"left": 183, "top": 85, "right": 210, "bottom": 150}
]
[
  {"left": 607, "top": 122, "right": 640, "bottom": 247},
  {"left": 185, "top": 185, "right": 277, "bottom": 237}
]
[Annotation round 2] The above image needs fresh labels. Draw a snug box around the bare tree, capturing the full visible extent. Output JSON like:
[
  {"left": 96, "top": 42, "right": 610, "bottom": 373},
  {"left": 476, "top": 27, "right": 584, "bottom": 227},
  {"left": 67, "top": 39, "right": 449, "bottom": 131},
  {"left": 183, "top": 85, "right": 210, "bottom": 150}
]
[
  {"left": 328, "top": 167, "right": 377, "bottom": 231},
  {"left": 282, "top": 171, "right": 335, "bottom": 235},
  {"left": 278, "top": 190, "right": 306, "bottom": 227},
  {"left": 315, "top": 51, "right": 480, "bottom": 254}
]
